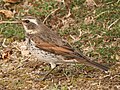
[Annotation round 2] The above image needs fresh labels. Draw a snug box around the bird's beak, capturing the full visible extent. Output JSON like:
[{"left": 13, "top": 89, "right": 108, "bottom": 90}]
[{"left": 18, "top": 20, "right": 23, "bottom": 24}]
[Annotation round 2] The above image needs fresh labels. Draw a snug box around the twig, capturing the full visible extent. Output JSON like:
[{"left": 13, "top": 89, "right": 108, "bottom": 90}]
[
  {"left": 43, "top": 8, "right": 60, "bottom": 23},
  {"left": 108, "top": 18, "right": 120, "bottom": 30},
  {"left": 95, "top": 11, "right": 116, "bottom": 19},
  {"left": 106, "top": 1, "right": 115, "bottom": 4},
  {"left": 2, "top": 38, "right": 7, "bottom": 47},
  {"left": 117, "top": 0, "right": 120, "bottom": 3},
  {"left": 0, "top": 21, "right": 21, "bottom": 24},
  {"left": 70, "top": 35, "right": 80, "bottom": 43},
  {"left": 64, "top": 8, "right": 71, "bottom": 18},
  {"left": 95, "top": 11, "right": 109, "bottom": 18}
]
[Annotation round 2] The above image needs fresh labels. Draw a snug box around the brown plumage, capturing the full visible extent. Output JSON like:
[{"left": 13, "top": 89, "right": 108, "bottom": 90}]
[{"left": 21, "top": 16, "right": 109, "bottom": 71}]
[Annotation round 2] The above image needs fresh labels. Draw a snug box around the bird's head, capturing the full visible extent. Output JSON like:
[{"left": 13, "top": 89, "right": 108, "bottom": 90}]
[{"left": 22, "top": 16, "right": 39, "bottom": 34}]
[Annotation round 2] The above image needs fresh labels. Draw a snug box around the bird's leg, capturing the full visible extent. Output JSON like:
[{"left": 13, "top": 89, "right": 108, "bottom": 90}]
[
  {"left": 41, "top": 65, "right": 57, "bottom": 81},
  {"left": 34, "top": 63, "right": 57, "bottom": 81}
]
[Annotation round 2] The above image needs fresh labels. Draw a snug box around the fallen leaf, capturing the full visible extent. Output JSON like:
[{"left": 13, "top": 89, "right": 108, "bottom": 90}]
[
  {"left": 115, "top": 54, "right": 120, "bottom": 60},
  {"left": 1, "top": 48, "right": 12, "bottom": 59},
  {"left": 3, "top": 0, "right": 20, "bottom": 3},
  {"left": 55, "top": 0, "right": 64, "bottom": 3},
  {"left": 0, "top": 10, "right": 14, "bottom": 18},
  {"left": 84, "top": 16, "right": 94, "bottom": 25},
  {"left": 84, "top": 0, "right": 97, "bottom": 7},
  {"left": 16, "top": 41, "right": 30, "bottom": 56}
]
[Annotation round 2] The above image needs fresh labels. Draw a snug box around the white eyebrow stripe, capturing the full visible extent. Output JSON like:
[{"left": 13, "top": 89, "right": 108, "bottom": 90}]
[{"left": 29, "top": 19, "right": 39, "bottom": 25}]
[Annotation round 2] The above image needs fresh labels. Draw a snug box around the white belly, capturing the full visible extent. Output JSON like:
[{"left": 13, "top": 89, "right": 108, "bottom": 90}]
[{"left": 28, "top": 40, "right": 64, "bottom": 64}]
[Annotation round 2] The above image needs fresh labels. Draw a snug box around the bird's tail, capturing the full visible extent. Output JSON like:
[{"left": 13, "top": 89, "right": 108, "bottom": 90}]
[
  {"left": 75, "top": 54, "right": 109, "bottom": 71},
  {"left": 83, "top": 59, "right": 109, "bottom": 71}
]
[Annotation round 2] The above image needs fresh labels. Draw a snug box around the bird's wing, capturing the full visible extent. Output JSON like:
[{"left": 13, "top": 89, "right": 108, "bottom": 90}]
[{"left": 29, "top": 34, "right": 76, "bottom": 58}]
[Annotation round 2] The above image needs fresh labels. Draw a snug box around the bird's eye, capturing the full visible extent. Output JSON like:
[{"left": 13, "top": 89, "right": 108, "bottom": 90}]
[{"left": 23, "top": 20, "right": 30, "bottom": 23}]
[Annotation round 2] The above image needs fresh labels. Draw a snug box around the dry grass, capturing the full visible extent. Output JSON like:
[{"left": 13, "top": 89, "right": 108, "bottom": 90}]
[{"left": 0, "top": 0, "right": 120, "bottom": 89}]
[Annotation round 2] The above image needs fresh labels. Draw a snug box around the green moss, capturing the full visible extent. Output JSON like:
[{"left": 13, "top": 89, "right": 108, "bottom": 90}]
[{"left": 0, "top": 24, "right": 25, "bottom": 40}]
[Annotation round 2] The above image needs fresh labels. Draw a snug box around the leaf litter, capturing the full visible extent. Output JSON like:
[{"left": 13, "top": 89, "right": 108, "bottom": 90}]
[{"left": 0, "top": 0, "right": 120, "bottom": 89}]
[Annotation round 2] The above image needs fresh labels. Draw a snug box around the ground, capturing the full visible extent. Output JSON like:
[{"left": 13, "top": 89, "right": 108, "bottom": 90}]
[{"left": 0, "top": 0, "right": 120, "bottom": 90}]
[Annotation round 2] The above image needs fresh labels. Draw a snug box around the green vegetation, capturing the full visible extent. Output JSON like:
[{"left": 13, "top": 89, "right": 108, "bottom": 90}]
[{"left": 0, "top": 0, "right": 120, "bottom": 89}]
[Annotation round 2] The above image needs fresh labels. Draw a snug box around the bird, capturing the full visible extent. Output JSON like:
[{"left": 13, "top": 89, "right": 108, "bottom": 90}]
[{"left": 21, "top": 16, "right": 109, "bottom": 78}]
